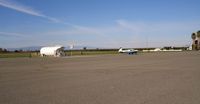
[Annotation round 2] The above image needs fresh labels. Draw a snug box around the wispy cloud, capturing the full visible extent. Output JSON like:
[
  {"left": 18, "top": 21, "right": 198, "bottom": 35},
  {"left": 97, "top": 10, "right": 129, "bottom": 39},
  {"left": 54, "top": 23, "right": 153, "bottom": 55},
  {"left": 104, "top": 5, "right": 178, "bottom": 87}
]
[
  {"left": 0, "top": 0, "right": 102, "bottom": 30},
  {"left": 0, "top": 32, "right": 27, "bottom": 37},
  {"left": 39, "top": 19, "right": 199, "bottom": 48},
  {"left": 116, "top": 19, "right": 200, "bottom": 33},
  {"left": 115, "top": 19, "right": 199, "bottom": 47},
  {"left": 0, "top": 0, "right": 60, "bottom": 23},
  {"left": 116, "top": 20, "right": 144, "bottom": 33}
]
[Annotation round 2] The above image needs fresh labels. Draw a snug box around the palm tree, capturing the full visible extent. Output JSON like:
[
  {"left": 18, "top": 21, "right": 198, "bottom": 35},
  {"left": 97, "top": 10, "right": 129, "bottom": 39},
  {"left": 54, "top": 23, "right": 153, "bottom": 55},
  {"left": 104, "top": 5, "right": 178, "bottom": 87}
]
[
  {"left": 191, "top": 33, "right": 196, "bottom": 40},
  {"left": 197, "top": 30, "right": 200, "bottom": 38},
  {"left": 197, "top": 30, "right": 200, "bottom": 50},
  {"left": 191, "top": 33, "right": 197, "bottom": 50}
]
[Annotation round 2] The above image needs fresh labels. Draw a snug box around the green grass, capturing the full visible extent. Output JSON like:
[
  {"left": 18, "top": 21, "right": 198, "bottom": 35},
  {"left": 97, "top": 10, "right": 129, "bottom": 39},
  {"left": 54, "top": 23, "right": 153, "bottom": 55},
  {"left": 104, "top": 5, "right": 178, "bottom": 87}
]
[
  {"left": 0, "top": 50, "right": 118, "bottom": 58},
  {"left": 65, "top": 50, "right": 118, "bottom": 56},
  {"left": 0, "top": 52, "right": 39, "bottom": 58}
]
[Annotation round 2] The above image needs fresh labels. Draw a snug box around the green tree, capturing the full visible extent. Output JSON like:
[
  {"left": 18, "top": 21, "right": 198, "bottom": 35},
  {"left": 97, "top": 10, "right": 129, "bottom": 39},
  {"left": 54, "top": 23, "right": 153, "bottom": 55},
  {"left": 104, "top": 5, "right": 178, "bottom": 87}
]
[
  {"left": 0, "top": 48, "right": 8, "bottom": 53},
  {"left": 83, "top": 47, "right": 87, "bottom": 50}
]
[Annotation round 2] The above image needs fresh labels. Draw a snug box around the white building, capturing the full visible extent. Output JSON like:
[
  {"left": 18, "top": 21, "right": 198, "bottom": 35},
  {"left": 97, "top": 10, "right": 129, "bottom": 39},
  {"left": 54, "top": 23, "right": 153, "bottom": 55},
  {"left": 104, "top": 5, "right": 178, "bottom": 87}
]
[{"left": 40, "top": 46, "right": 65, "bottom": 57}]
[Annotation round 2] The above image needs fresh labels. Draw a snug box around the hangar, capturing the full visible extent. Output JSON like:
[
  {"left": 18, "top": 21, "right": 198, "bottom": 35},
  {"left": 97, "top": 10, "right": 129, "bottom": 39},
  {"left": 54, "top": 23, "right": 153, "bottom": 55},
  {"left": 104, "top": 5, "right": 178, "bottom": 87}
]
[{"left": 40, "top": 46, "right": 65, "bottom": 57}]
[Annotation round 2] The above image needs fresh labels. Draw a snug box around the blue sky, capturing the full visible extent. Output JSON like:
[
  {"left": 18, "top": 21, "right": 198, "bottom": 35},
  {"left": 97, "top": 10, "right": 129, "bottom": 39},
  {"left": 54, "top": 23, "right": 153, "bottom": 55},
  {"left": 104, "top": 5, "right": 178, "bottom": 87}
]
[{"left": 0, "top": 0, "right": 200, "bottom": 48}]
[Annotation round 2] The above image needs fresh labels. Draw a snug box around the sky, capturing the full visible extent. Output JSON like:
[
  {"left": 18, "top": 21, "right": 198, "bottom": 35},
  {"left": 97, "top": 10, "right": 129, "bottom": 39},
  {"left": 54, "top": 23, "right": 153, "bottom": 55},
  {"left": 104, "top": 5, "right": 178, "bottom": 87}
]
[{"left": 0, "top": 0, "right": 200, "bottom": 48}]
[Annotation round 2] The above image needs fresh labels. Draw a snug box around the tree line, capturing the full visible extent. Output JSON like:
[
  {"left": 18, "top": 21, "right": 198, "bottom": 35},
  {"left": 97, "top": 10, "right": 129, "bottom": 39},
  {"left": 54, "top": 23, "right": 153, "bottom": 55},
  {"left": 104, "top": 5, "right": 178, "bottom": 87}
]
[{"left": 0, "top": 48, "right": 8, "bottom": 53}]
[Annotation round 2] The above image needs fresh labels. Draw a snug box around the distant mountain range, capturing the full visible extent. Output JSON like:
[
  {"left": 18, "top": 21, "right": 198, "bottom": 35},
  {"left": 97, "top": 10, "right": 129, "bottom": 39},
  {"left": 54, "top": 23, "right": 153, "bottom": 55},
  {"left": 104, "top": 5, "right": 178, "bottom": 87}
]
[{"left": 6, "top": 46, "right": 101, "bottom": 51}]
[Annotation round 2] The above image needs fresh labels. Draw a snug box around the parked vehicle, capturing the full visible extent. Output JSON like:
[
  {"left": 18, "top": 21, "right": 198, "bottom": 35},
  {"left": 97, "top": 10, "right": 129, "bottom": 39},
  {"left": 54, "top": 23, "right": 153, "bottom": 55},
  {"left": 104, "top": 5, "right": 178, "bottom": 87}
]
[{"left": 118, "top": 47, "right": 138, "bottom": 54}]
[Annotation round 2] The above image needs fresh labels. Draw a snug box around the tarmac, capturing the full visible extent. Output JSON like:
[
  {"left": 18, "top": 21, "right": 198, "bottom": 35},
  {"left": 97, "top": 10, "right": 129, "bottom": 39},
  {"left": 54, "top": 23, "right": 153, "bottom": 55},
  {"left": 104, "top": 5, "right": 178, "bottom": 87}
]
[{"left": 0, "top": 51, "right": 200, "bottom": 104}]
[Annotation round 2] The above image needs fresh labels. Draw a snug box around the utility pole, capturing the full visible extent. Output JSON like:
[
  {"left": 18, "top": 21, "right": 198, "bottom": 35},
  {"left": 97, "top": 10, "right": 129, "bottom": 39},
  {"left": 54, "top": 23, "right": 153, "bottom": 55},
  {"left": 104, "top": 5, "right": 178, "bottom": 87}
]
[
  {"left": 70, "top": 44, "right": 74, "bottom": 56},
  {"left": 146, "top": 34, "right": 149, "bottom": 50}
]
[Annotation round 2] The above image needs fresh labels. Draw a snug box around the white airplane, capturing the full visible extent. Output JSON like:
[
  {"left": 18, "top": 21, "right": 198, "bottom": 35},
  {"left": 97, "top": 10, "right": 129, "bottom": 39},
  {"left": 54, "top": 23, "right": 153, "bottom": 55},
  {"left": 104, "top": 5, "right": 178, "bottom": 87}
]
[{"left": 118, "top": 47, "right": 138, "bottom": 54}]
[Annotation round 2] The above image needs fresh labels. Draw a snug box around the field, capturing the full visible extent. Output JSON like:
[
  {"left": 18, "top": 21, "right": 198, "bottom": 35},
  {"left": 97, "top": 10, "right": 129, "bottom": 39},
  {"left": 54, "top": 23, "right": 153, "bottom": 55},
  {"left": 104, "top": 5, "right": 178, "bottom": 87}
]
[
  {"left": 0, "top": 51, "right": 200, "bottom": 104},
  {"left": 0, "top": 50, "right": 118, "bottom": 58},
  {"left": 65, "top": 50, "right": 118, "bottom": 56},
  {"left": 0, "top": 52, "right": 39, "bottom": 58}
]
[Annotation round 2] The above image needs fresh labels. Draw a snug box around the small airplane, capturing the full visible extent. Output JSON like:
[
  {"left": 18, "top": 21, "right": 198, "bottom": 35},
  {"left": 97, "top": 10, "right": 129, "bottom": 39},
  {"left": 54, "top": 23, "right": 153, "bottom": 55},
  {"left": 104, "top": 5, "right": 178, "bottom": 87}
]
[{"left": 118, "top": 47, "right": 138, "bottom": 54}]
